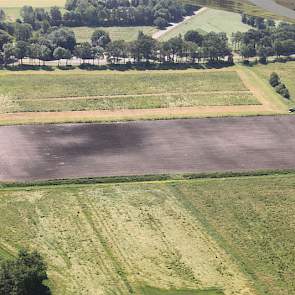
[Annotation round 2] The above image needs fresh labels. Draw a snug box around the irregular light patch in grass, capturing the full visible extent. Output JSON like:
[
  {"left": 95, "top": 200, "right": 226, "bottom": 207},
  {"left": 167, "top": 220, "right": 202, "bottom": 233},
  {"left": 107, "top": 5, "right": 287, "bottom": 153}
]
[
  {"left": 0, "top": 182, "right": 256, "bottom": 295},
  {"left": 0, "top": 94, "right": 20, "bottom": 113}
]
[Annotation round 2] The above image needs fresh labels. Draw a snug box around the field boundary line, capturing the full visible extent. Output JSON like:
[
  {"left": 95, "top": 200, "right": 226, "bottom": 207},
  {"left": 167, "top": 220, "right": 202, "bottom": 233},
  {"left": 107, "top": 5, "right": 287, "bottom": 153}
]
[{"left": 1, "top": 169, "right": 295, "bottom": 189}]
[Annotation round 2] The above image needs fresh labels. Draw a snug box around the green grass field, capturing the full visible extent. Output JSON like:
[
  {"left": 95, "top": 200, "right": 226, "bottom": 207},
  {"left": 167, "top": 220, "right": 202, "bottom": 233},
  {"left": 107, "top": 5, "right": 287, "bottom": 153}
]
[
  {"left": 71, "top": 26, "right": 157, "bottom": 43},
  {"left": 160, "top": 8, "right": 251, "bottom": 41},
  {"left": 1, "top": 173, "right": 295, "bottom": 294},
  {"left": 0, "top": 70, "right": 258, "bottom": 113},
  {"left": 252, "top": 61, "right": 295, "bottom": 104}
]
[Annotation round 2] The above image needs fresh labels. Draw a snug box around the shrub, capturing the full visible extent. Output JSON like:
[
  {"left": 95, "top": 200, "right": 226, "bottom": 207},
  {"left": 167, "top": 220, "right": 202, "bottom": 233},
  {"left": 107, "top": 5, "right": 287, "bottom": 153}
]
[
  {"left": 269, "top": 72, "right": 280, "bottom": 87},
  {"left": 275, "top": 83, "right": 286, "bottom": 93},
  {"left": 280, "top": 87, "right": 290, "bottom": 99},
  {"left": 275, "top": 83, "right": 290, "bottom": 99},
  {"left": 153, "top": 17, "right": 169, "bottom": 29}
]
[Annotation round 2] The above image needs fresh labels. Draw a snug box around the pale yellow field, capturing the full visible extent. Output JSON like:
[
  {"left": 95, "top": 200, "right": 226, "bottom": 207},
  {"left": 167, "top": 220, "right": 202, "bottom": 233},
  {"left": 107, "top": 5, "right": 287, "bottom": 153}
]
[
  {"left": 0, "top": 182, "right": 256, "bottom": 295},
  {"left": 0, "top": 0, "right": 65, "bottom": 7}
]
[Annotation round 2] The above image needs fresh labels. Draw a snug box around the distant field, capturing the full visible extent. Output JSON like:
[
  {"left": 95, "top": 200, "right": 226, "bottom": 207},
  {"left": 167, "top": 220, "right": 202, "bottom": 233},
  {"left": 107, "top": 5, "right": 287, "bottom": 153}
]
[
  {"left": 2, "top": 7, "right": 22, "bottom": 19},
  {"left": 2, "top": 7, "right": 66, "bottom": 20},
  {"left": 160, "top": 8, "right": 251, "bottom": 41},
  {"left": 276, "top": 0, "right": 295, "bottom": 10},
  {"left": 190, "top": 0, "right": 295, "bottom": 22},
  {"left": 0, "top": 0, "right": 65, "bottom": 7},
  {"left": 0, "top": 70, "right": 259, "bottom": 113},
  {"left": 71, "top": 26, "right": 157, "bottom": 43},
  {"left": 1, "top": 174, "right": 295, "bottom": 294},
  {"left": 252, "top": 61, "right": 295, "bottom": 103}
]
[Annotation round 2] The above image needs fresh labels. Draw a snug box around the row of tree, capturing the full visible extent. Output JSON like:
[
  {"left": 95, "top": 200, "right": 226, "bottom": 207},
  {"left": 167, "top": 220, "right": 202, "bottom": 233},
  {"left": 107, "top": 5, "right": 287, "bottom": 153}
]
[
  {"left": 232, "top": 22, "right": 295, "bottom": 62},
  {"left": 8, "top": 0, "right": 198, "bottom": 30},
  {"left": 0, "top": 28, "right": 233, "bottom": 66},
  {"left": 241, "top": 13, "right": 275, "bottom": 30}
]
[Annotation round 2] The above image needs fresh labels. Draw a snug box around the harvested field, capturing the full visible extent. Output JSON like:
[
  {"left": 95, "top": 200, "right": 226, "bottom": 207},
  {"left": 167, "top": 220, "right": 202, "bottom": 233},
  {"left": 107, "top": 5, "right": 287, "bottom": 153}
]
[
  {"left": 1, "top": 115, "right": 295, "bottom": 181},
  {"left": 1, "top": 174, "right": 295, "bottom": 294}
]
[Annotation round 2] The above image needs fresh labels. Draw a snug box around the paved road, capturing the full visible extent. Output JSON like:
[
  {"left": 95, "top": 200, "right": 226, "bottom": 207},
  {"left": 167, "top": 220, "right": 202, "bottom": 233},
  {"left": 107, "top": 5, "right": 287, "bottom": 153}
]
[
  {"left": 248, "top": 0, "right": 295, "bottom": 19},
  {"left": 1, "top": 116, "right": 295, "bottom": 182}
]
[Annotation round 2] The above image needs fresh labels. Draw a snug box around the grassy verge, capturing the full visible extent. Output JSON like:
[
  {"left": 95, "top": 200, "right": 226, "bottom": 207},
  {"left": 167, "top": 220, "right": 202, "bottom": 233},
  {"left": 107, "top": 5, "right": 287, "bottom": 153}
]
[
  {"left": 251, "top": 61, "right": 295, "bottom": 107},
  {"left": 1, "top": 168, "right": 295, "bottom": 188}
]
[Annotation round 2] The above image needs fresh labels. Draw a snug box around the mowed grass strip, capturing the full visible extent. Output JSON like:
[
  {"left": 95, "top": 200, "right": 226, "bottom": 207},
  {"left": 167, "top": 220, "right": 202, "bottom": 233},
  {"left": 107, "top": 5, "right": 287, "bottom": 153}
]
[
  {"left": 0, "top": 70, "right": 247, "bottom": 100},
  {"left": 5, "top": 92, "right": 258, "bottom": 112}
]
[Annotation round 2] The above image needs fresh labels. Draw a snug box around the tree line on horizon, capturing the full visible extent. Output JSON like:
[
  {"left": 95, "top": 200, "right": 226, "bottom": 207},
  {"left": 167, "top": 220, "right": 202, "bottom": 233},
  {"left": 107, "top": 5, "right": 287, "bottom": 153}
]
[
  {"left": 1, "top": 0, "right": 198, "bottom": 30},
  {"left": 0, "top": 4, "right": 295, "bottom": 67}
]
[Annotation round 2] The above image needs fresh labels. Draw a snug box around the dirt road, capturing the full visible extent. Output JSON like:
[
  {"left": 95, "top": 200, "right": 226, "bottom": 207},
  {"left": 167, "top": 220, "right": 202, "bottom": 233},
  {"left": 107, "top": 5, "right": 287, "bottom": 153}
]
[{"left": 1, "top": 115, "right": 295, "bottom": 181}]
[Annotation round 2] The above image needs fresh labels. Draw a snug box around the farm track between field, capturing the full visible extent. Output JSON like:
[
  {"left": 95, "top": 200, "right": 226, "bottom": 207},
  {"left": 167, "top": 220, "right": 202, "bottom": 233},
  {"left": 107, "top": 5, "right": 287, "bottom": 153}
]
[{"left": 1, "top": 115, "right": 295, "bottom": 182}]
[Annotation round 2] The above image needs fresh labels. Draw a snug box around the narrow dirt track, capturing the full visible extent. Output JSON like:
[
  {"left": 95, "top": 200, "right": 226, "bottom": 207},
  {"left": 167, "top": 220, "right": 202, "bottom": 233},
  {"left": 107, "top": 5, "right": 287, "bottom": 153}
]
[{"left": 1, "top": 115, "right": 295, "bottom": 182}]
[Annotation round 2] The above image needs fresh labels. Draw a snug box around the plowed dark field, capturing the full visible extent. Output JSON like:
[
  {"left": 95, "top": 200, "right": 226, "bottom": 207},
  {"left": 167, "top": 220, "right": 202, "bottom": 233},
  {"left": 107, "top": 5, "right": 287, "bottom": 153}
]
[{"left": 1, "top": 115, "right": 295, "bottom": 181}]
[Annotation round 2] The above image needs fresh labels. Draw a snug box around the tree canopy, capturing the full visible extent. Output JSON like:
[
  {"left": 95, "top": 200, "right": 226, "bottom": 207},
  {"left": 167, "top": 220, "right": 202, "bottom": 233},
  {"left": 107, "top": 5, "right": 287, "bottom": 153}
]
[{"left": 0, "top": 249, "right": 51, "bottom": 295}]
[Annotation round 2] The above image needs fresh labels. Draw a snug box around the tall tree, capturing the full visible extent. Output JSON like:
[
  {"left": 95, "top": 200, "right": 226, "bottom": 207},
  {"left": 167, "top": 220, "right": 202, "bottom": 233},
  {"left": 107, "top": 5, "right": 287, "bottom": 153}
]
[{"left": 0, "top": 249, "right": 50, "bottom": 295}]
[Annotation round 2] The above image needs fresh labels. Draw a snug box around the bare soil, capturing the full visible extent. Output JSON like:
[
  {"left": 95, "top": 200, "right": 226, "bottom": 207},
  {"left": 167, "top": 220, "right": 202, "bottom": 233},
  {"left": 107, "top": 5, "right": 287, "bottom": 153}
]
[{"left": 1, "top": 115, "right": 295, "bottom": 181}]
